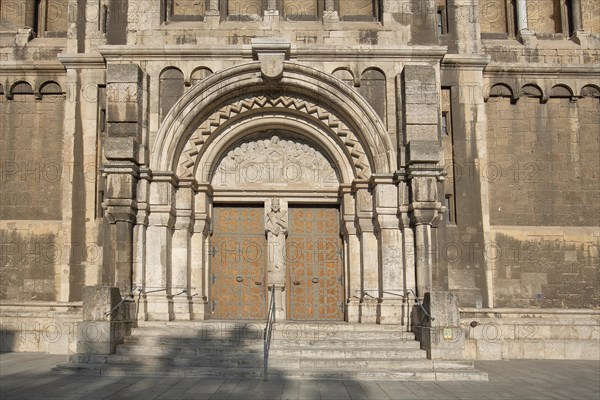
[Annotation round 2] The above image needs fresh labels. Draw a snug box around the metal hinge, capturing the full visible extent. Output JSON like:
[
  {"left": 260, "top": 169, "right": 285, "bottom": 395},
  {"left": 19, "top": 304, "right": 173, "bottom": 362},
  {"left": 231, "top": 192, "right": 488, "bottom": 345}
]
[
  {"left": 211, "top": 301, "right": 216, "bottom": 312},
  {"left": 212, "top": 274, "right": 217, "bottom": 284},
  {"left": 209, "top": 245, "right": 216, "bottom": 257}
]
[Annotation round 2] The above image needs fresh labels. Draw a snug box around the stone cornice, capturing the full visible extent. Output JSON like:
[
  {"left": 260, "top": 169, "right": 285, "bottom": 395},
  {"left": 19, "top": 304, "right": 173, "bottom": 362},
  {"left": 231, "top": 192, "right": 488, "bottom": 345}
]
[
  {"left": 483, "top": 62, "right": 600, "bottom": 76},
  {"left": 0, "top": 61, "right": 66, "bottom": 73},
  {"left": 57, "top": 53, "right": 106, "bottom": 69},
  {"left": 97, "top": 45, "right": 448, "bottom": 61},
  {"left": 441, "top": 54, "right": 491, "bottom": 70}
]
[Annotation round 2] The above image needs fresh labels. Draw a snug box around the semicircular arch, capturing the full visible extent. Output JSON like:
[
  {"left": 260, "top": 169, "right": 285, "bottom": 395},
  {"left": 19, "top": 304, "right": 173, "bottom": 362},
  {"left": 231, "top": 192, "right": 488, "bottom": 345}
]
[{"left": 151, "top": 61, "right": 394, "bottom": 181}]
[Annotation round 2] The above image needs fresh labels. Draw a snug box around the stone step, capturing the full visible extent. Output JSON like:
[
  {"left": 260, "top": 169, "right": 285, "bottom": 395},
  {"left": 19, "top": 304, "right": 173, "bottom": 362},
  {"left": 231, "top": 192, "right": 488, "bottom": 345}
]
[
  {"left": 137, "top": 321, "right": 412, "bottom": 333},
  {"left": 53, "top": 363, "right": 488, "bottom": 381},
  {"left": 58, "top": 320, "right": 487, "bottom": 382},
  {"left": 115, "top": 344, "right": 423, "bottom": 358},
  {"left": 70, "top": 352, "right": 431, "bottom": 369},
  {"left": 122, "top": 336, "right": 421, "bottom": 349},
  {"left": 124, "top": 329, "right": 416, "bottom": 342}
]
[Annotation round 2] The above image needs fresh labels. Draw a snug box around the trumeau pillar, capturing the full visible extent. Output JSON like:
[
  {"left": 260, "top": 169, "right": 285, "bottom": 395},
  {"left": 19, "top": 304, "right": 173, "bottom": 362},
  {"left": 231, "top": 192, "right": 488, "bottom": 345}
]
[
  {"left": 371, "top": 175, "right": 403, "bottom": 324},
  {"left": 190, "top": 185, "right": 211, "bottom": 320},
  {"left": 353, "top": 182, "right": 379, "bottom": 323},
  {"left": 102, "top": 64, "right": 144, "bottom": 295},
  {"left": 402, "top": 65, "right": 444, "bottom": 298},
  {"left": 144, "top": 173, "right": 177, "bottom": 321},
  {"left": 265, "top": 198, "right": 288, "bottom": 321},
  {"left": 171, "top": 182, "right": 195, "bottom": 320},
  {"left": 340, "top": 186, "right": 360, "bottom": 322}
]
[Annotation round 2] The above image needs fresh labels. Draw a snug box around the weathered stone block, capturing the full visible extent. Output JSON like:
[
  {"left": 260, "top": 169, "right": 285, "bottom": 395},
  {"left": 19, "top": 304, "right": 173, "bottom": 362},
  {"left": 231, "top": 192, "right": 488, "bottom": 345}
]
[
  {"left": 404, "top": 104, "right": 439, "bottom": 124},
  {"left": 104, "top": 136, "right": 139, "bottom": 162},
  {"left": 407, "top": 140, "right": 441, "bottom": 164},
  {"left": 402, "top": 64, "right": 437, "bottom": 87},
  {"left": 107, "top": 64, "right": 142, "bottom": 84},
  {"left": 415, "top": 291, "right": 466, "bottom": 360},
  {"left": 82, "top": 286, "right": 121, "bottom": 321}
]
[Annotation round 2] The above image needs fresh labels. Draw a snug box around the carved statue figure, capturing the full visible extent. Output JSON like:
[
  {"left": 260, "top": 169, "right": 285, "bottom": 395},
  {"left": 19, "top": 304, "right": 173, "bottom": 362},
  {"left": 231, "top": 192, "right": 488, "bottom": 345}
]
[{"left": 265, "top": 198, "right": 288, "bottom": 271}]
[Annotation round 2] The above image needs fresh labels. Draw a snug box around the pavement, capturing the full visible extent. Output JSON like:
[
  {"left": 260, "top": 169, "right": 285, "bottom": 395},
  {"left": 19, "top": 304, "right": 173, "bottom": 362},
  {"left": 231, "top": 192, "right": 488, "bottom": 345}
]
[{"left": 0, "top": 353, "right": 599, "bottom": 400}]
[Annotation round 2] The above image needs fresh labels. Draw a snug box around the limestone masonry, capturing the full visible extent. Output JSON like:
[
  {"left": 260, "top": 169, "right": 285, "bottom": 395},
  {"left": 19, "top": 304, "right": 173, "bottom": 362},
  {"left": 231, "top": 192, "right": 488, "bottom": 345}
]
[{"left": 0, "top": 0, "right": 598, "bottom": 364}]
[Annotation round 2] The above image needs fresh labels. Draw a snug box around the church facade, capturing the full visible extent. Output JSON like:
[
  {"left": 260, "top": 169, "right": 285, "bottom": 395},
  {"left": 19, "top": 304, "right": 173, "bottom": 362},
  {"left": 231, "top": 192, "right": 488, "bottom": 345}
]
[{"left": 1, "top": 0, "right": 599, "bottom": 360}]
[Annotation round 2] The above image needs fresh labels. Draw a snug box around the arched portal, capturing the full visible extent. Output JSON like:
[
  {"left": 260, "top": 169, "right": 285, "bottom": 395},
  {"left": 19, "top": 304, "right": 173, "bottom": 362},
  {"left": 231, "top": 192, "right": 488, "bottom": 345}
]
[{"left": 140, "top": 61, "right": 403, "bottom": 323}]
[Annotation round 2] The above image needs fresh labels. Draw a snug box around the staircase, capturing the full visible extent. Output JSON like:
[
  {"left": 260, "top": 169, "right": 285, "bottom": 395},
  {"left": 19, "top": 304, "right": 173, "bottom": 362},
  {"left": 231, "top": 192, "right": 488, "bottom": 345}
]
[{"left": 54, "top": 321, "right": 488, "bottom": 381}]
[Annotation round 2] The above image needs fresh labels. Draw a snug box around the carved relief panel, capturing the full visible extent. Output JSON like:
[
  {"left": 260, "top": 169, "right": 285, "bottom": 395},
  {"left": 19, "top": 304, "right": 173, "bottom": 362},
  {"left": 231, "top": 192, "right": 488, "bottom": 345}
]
[{"left": 211, "top": 134, "right": 339, "bottom": 190}]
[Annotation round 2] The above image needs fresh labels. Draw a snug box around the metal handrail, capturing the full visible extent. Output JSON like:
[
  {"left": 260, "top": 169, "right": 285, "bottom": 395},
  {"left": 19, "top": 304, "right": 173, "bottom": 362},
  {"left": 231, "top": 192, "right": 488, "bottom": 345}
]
[
  {"left": 105, "top": 286, "right": 139, "bottom": 318},
  {"left": 406, "top": 289, "right": 435, "bottom": 322},
  {"left": 263, "top": 284, "right": 276, "bottom": 381}
]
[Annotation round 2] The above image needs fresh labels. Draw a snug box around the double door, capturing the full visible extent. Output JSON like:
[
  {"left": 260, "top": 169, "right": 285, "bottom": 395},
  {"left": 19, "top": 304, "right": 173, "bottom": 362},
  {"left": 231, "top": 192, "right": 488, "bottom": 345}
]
[{"left": 210, "top": 204, "right": 343, "bottom": 320}]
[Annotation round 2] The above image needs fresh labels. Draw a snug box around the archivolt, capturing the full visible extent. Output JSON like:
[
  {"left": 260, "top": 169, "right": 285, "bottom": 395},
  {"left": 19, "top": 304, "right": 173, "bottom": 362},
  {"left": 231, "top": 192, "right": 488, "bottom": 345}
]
[
  {"left": 151, "top": 62, "right": 394, "bottom": 178},
  {"left": 177, "top": 94, "right": 372, "bottom": 180}
]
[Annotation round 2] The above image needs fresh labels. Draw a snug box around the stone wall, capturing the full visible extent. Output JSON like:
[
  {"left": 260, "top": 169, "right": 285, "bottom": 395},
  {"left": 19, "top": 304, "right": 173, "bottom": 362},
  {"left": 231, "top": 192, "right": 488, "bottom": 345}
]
[
  {"left": 484, "top": 93, "right": 599, "bottom": 310},
  {"left": 491, "top": 227, "right": 598, "bottom": 309},
  {"left": 461, "top": 309, "right": 600, "bottom": 360},
  {"left": 0, "top": 92, "right": 65, "bottom": 220},
  {"left": 0, "top": 88, "right": 66, "bottom": 302},
  {"left": 581, "top": 0, "right": 600, "bottom": 34},
  {"left": 485, "top": 96, "right": 600, "bottom": 227},
  {"left": 0, "top": 302, "right": 82, "bottom": 354}
]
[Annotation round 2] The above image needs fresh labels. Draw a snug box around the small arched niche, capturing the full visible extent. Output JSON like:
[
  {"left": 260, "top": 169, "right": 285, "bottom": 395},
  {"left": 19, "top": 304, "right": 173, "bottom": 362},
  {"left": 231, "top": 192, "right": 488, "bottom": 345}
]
[
  {"left": 159, "top": 68, "right": 185, "bottom": 123},
  {"left": 359, "top": 68, "right": 386, "bottom": 122}
]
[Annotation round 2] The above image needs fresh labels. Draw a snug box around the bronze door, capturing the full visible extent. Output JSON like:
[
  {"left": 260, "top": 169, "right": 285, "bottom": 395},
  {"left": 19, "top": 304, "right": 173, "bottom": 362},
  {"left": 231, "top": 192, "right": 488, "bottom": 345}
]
[
  {"left": 287, "top": 206, "right": 344, "bottom": 320},
  {"left": 211, "top": 205, "right": 266, "bottom": 319}
]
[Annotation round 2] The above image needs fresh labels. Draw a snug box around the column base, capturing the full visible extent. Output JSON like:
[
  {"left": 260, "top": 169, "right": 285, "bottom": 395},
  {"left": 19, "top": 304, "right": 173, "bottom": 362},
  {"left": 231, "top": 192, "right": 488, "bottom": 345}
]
[
  {"left": 204, "top": 13, "right": 220, "bottom": 29},
  {"left": 517, "top": 29, "right": 537, "bottom": 46},
  {"left": 571, "top": 30, "right": 590, "bottom": 47},
  {"left": 143, "top": 294, "right": 173, "bottom": 321},
  {"left": 172, "top": 296, "right": 191, "bottom": 320},
  {"left": 346, "top": 299, "right": 361, "bottom": 323},
  {"left": 190, "top": 297, "right": 208, "bottom": 320},
  {"left": 377, "top": 298, "right": 403, "bottom": 324},
  {"left": 271, "top": 284, "right": 286, "bottom": 321},
  {"left": 359, "top": 299, "right": 379, "bottom": 323},
  {"left": 323, "top": 11, "right": 339, "bottom": 23}
]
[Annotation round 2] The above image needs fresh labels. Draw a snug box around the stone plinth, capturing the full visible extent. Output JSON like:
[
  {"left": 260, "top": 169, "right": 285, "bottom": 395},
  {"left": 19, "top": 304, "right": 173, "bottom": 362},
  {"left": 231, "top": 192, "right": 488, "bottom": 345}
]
[
  {"left": 76, "top": 286, "right": 136, "bottom": 355},
  {"left": 414, "top": 291, "right": 466, "bottom": 360}
]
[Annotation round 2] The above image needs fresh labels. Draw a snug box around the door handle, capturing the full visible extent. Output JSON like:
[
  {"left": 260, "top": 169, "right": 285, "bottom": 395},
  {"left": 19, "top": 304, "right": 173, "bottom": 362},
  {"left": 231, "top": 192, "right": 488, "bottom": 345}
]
[
  {"left": 293, "top": 281, "right": 301, "bottom": 286},
  {"left": 255, "top": 281, "right": 262, "bottom": 286},
  {"left": 236, "top": 276, "right": 244, "bottom": 283},
  {"left": 312, "top": 277, "right": 319, "bottom": 284}
]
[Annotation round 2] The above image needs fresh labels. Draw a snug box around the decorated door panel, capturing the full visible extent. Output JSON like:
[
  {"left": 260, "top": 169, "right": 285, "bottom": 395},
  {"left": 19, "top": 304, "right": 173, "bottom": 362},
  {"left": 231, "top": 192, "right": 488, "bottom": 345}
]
[
  {"left": 211, "top": 206, "right": 266, "bottom": 319},
  {"left": 287, "top": 206, "right": 344, "bottom": 320}
]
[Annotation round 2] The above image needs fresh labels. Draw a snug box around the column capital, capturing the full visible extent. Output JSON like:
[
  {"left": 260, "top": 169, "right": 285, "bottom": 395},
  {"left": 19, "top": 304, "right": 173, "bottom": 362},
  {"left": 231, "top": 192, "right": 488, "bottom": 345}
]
[
  {"left": 356, "top": 217, "right": 375, "bottom": 234},
  {"left": 409, "top": 203, "right": 444, "bottom": 227}
]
